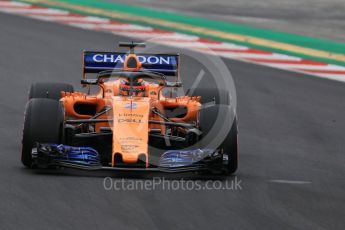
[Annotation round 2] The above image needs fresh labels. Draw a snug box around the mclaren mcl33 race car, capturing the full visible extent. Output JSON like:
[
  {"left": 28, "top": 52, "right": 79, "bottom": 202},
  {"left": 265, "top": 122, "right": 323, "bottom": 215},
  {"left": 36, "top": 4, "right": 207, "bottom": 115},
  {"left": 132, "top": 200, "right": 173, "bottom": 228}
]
[{"left": 21, "top": 42, "right": 238, "bottom": 175}]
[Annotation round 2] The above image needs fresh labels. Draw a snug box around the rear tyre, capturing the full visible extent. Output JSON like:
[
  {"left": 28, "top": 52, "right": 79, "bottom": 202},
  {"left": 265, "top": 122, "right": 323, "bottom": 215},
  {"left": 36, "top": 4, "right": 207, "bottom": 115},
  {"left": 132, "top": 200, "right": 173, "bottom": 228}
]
[
  {"left": 29, "top": 82, "right": 74, "bottom": 100},
  {"left": 193, "top": 88, "right": 238, "bottom": 175},
  {"left": 21, "top": 98, "right": 64, "bottom": 167}
]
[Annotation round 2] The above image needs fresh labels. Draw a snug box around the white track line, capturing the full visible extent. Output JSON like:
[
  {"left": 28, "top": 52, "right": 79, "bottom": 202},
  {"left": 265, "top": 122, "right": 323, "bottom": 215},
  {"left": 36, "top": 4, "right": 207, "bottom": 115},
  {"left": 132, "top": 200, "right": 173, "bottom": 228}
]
[
  {"left": 219, "top": 52, "right": 302, "bottom": 61},
  {"left": 68, "top": 23, "right": 153, "bottom": 31},
  {"left": 264, "top": 63, "right": 345, "bottom": 71},
  {"left": 269, "top": 180, "right": 312, "bottom": 184},
  {"left": 30, "top": 15, "right": 111, "bottom": 23},
  {"left": 312, "top": 74, "right": 345, "bottom": 82},
  {"left": 158, "top": 41, "right": 249, "bottom": 50},
  {"left": 0, "top": 8, "right": 69, "bottom": 15}
]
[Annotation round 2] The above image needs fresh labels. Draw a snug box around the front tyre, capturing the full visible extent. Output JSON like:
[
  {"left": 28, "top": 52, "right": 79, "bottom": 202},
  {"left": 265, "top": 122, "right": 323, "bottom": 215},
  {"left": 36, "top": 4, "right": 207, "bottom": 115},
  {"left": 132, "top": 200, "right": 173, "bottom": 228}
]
[
  {"left": 21, "top": 98, "right": 64, "bottom": 167},
  {"left": 222, "top": 117, "right": 238, "bottom": 174},
  {"left": 29, "top": 82, "right": 74, "bottom": 101},
  {"left": 194, "top": 88, "right": 238, "bottom": 175}
]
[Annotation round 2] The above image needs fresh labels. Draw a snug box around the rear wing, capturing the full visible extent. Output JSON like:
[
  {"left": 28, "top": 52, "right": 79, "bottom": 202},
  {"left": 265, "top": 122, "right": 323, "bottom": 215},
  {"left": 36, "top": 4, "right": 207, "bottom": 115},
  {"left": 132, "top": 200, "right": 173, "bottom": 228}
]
[{"left": 82, "top": 51, "right": 179, "bottom": 78}]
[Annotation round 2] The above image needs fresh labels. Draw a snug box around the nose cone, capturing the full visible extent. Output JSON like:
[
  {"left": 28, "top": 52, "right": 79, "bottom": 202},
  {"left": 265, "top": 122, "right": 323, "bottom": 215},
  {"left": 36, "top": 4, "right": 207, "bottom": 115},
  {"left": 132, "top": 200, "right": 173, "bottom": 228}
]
[{"left": 111, "top": 96, "right": 150, "bottom": 167}]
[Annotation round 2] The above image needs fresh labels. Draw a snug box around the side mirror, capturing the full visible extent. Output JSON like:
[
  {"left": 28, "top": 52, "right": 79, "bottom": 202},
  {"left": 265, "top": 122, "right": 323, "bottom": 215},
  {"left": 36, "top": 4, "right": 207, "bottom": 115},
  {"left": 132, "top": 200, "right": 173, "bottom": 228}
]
[
  {"left": 164, "top": 81, "right": 183, "bottom": 87},
  {"left": 81, "top": 79, "right": 98, "bottom": 85}
]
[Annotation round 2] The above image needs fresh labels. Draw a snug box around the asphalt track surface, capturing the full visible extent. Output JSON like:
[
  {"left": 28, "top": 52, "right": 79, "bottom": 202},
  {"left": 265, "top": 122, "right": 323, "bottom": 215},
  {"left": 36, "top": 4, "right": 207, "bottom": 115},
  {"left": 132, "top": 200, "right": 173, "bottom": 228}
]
[{"left": 0, "top": 12, "right": 345, "bottom": 230}]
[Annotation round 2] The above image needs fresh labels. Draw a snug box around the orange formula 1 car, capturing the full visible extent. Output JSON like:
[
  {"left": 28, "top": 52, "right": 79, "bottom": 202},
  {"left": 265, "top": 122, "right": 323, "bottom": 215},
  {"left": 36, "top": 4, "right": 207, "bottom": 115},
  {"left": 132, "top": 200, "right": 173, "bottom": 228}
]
[{"left": 21, "top": 42, "right": 238, "bottom": 175}]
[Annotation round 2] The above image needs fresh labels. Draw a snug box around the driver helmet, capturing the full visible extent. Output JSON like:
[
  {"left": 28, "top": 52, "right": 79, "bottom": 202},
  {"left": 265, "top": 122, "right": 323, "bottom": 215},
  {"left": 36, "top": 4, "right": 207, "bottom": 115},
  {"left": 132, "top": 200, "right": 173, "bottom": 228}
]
[{"left": 119, "top": 78, "right": 146, "bottom": 96}]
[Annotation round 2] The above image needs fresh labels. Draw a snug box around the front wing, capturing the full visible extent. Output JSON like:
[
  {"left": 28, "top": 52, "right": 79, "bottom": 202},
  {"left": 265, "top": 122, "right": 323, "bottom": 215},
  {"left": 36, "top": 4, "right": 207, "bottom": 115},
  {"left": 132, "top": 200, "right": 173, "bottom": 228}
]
[{"left": 31, "top": 143, "right": 227, "bottom": 173}]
